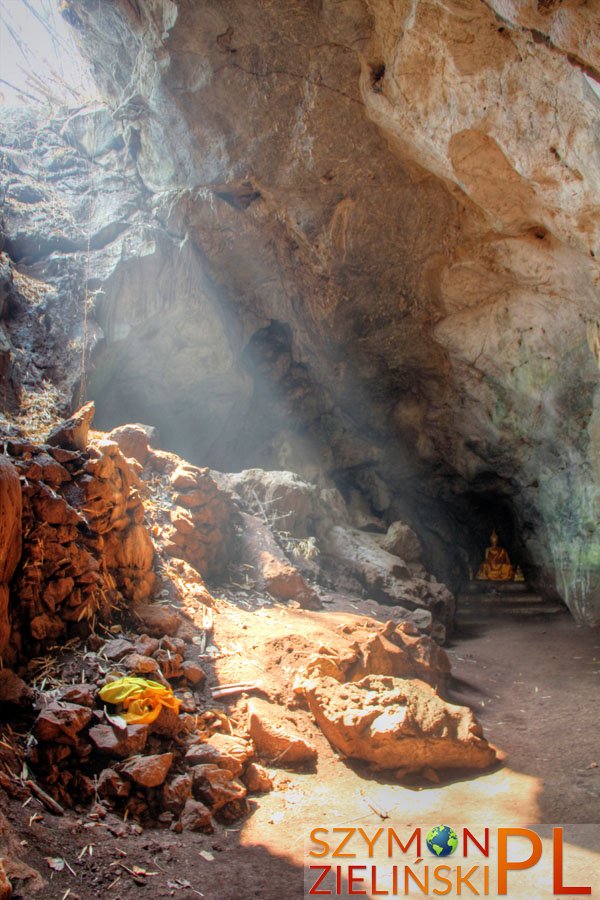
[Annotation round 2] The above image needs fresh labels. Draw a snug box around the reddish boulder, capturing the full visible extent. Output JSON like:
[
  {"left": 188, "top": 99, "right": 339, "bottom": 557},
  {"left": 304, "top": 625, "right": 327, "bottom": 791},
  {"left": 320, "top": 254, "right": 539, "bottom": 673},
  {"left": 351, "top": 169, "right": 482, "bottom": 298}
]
[
  {"left": 242, "top": 762, "right": 274, "bottom": 793},
  {"left": 0, "top": 670, "right": 32, "bottom": 707},
  {"left": 185, "top": 733, "right": 254, "bottom": 776},
  {"left": 162, "top": 774, "right": 192, "bottom": 814},
  {"left": 97, "top": 767, "right": 131, "bottom": 800},
  {"left": 133, "top": 603, "right": 182, "bottom": 637},
  {"left": 302, "top": 674, "right": 498, "bottom": 773},
  {"left": 190, "top": 764, "right": 247, "bottom": 811},
  {"left": 180, "top": 660, "right": 206, "bottom": 685}
]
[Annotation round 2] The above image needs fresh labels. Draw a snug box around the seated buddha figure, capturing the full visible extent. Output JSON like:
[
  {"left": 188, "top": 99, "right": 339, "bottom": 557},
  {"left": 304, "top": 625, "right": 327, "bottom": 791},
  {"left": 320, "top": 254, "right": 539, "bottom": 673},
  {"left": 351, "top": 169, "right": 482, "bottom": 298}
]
[{"left": 476, "top": 530, "right": 514, "bottom": 581}]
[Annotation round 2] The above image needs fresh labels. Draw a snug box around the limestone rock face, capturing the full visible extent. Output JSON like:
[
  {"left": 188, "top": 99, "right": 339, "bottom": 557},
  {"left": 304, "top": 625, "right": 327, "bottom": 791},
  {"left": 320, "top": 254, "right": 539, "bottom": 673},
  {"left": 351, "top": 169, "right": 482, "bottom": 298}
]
[
  {"left": 323, "top": 525, "right": 455, "bottom": 627},
  {"left": 3, "top": 0, "right": 600, "bottom": 622}
]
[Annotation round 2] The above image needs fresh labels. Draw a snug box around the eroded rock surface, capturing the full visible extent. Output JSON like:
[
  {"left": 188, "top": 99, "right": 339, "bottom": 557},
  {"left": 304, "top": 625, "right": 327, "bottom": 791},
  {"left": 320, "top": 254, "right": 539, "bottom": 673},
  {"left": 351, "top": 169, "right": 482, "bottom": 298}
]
[{"left": 302, "top": 674, "right": 497, "bottom": 773}]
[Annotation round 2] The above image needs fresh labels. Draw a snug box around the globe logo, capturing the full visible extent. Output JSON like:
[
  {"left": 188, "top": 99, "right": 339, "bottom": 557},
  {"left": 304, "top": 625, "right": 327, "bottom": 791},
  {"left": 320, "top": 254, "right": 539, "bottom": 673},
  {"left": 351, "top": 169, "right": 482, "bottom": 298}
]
[{"left": 426, "top": 825, "right": 459, "bottom": 857}]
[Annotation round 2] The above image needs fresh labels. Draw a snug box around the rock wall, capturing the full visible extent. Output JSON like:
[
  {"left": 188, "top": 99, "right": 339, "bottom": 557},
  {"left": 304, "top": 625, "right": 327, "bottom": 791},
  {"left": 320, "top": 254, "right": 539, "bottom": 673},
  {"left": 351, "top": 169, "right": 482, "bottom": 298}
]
[{"left": 2, "top": 0, "right": 600, "bottom": 622}]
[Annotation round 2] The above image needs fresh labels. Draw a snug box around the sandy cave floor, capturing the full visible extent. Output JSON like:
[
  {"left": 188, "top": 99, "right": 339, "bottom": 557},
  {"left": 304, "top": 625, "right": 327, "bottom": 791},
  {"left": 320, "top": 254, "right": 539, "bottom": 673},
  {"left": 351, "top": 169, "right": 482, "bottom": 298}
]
[{"left": 1, "top": 592, "right": 599, "bottom": 899}]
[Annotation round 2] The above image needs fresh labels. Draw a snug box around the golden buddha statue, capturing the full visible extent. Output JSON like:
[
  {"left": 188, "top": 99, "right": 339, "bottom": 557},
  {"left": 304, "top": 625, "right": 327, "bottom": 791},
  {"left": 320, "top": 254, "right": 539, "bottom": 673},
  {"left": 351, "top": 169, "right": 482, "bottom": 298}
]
[{"left": 476, "top": 529, "right": 514, "bottom": 581}]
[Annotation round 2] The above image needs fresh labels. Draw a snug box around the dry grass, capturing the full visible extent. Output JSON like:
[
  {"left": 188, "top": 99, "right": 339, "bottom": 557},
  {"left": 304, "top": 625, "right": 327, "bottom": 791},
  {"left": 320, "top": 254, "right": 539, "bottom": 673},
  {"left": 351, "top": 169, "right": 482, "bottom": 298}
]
[
  {"left": 13, "top": 381, "right": 66, "bottom": 440},
  {"left": 12, "top": 269, "right": 52, "bottom": 306}
]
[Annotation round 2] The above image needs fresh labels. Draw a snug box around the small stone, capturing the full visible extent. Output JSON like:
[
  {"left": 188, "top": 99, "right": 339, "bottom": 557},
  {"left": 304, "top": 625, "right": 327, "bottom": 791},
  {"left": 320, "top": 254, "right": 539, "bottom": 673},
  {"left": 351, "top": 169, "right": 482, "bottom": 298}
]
[
  {"left": 190, "top": 764, "right": 247, "bottom": 811},
  {"left": 185, "top": 733, "right": 254, "bottom": 776},
  {"left": 134, "top": 603, "right": 181, "bottom": 637},
  {"left": 179, "top": 798, "right": 213, "bottom": 832},
  {"left": 53, "top": 683, "right": 96, "bottom": 708},
  {"left": 120, "top": 752, "right": 173, "bottom": 788},
  {"left": 176, "top": 691, "right": 198, "bottom": 714},
  {"left": 120, "top": 653, "right": 160, "bottom": 675},
  {"left": 101, "top": 638, "right": 136, "bottom": 661},
  {"left": 0, "top": 858, "right": 12, "bottom": 900},
  {"left": 180, "top": 660, "right": 206, "bottom": 685},
  {"left": 0, "top": 669, "right": 33, "bottom": 707},
  {"left": 134, "top": 633, "right": 159, "bottom": 656},
  {"left": 149, "top": 705, "right": 181, "bottom": 737},
  {"left": 153, "top": 649, "right": 183, "bottom": 679},
  {"left": 162, "top": 774, "right": 192, "bottom": 814},
  {"left": 173, "top": 489, "right": 210, "bottom": 509},
  {"left": 34, "top": 702, "right": 92, "bottom": 744},
  {"left": 170, "top": 507, "right": 195, "bottom": 534},
  {"left": 242, "top": 762, "right": 274, "bottom": 793},
  {"left": 161, "top": 636, "right": 186, "bottom": 655},
  {"left": 89, "top": 723, "right": 148, "bottom": 758},
  {"left": 97, "top": 768, "right": 131, "bottom": 800},
  {"left": 247, "top": 698, "right": 318, "bottom": 766},
  {"left": 170, "top": 465, "right": 202, "bottom": 491}
]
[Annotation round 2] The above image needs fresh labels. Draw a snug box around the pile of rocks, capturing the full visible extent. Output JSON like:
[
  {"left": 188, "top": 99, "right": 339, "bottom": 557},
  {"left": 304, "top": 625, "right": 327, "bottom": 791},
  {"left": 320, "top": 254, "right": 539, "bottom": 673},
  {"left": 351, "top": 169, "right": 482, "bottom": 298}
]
[
  {"left": 0, "top": 403, "right": 155, "bottom": 664},
  {"left": 161, "top": 463, "right": 233, "bottom": 580},
  {"left": 24, "top": 632, "right": 273, "bottom": 832}
]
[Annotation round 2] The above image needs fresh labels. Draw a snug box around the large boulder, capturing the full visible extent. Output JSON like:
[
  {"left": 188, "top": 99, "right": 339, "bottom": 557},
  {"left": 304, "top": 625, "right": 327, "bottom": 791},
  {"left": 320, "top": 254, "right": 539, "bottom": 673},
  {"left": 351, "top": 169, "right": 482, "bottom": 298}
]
[{"left": 301, "top": 673, "right": 497, "bottom": 774}]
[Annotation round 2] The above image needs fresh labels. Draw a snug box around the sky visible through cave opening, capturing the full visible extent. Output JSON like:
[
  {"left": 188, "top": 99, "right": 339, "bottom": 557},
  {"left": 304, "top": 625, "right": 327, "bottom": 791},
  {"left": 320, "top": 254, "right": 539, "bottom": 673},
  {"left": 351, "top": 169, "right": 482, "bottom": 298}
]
[{"left": 0, "top": 0, "right": 96, "bottom": 107}]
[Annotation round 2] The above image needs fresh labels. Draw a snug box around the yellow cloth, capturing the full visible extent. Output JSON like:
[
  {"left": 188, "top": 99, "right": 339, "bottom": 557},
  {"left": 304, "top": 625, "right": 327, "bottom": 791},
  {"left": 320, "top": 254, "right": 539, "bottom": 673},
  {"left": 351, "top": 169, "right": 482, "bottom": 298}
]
[{"left": 99, "top": 676, "right": 181, "bottom": 724}]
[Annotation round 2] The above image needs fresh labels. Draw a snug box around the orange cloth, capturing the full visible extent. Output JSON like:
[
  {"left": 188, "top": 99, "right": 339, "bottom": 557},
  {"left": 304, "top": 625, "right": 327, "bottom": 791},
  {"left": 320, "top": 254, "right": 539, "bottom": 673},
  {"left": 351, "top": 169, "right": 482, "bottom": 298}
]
[{"left": 99, "top": 676, "right": 181, "bottom": 724}]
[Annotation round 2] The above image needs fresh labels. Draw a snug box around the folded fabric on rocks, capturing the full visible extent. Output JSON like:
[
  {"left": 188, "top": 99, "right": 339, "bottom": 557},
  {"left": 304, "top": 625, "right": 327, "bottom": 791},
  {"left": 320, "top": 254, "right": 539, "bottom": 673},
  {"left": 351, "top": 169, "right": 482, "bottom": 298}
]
[{"left": 99, "top": 676, "right": 181, "bottom": 724}]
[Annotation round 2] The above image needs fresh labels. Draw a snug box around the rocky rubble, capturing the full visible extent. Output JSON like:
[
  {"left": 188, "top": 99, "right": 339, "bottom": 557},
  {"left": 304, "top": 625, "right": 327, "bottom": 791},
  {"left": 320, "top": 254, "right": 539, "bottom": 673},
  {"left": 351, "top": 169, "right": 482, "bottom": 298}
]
[
  {"left": 1, "top": 404, "right": 155, "bottom": 663},
  {"left": 15, "top": 628, "right": 278, "bottom": 833}
]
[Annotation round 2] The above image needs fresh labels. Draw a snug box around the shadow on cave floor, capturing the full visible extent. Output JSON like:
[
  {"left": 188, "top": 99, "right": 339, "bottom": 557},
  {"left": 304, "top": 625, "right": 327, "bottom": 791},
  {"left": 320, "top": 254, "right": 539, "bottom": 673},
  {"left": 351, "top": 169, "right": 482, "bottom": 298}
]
[{"left": 446, "top": 590, "right": 600, "bottom": 826}]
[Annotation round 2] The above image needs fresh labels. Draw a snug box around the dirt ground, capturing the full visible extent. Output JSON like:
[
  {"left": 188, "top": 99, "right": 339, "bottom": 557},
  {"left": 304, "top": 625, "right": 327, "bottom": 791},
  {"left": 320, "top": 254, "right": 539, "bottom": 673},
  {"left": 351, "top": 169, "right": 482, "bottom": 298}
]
[{"left": 1, "top": 592, "right": 599, "bottom": 899}]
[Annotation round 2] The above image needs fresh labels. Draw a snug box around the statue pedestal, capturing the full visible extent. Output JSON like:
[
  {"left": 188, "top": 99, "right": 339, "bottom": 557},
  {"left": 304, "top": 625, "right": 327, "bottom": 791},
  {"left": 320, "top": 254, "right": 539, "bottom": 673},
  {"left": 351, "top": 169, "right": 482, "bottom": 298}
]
[{"left": 464, "top": 579, "right": 530, "bottom": 595}]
